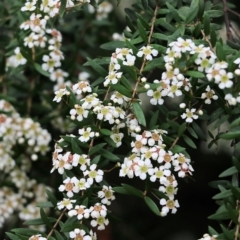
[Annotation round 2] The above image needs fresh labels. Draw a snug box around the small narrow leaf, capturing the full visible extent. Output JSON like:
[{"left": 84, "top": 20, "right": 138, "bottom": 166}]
[
  {"left": 166, "top": 2, "right": 182, "bottom": 22},
  {"left": 219, "top": 166, "right": 238, "bottom": 177},
  {"left": 220, "top": 131, "right": 240, "bottom": 140},
  {"left": 137, "top": 19, "right": 148, "bottom": 43},
  {"left": 34, "top": 63, "right": 50, "bottom": 77},
  {"left": 186, "top": 71, "right": 205, "bottom": 78},
  {"left": 89, "top": 143, "right": 107, "bottom": 155},
  {"left": 122, "top": 184, "right": 143, "bottom": 198},
  {"left": 111, "top": 84, "right": 132, "bottom": 98},
  {"left": 203, "top": 12, "right": 210, "bottom": 36},
  {"left": 182, "top": 135, "right": 197, "bottom": 148},
  {"left": 40, "top": 208, "right": 52, "bottom": 227},
  {"left": 99, "top": 148, "right": 119, "bottom": 160},
  {"left": 59, "top": 0, "right": 67, "bottom": 17},
  {"left": 46, "top": 189, "right": 58, "bottom": 206},
  {"left": 144, "top": 196, "right": 160, "bottom": 216},
  {"left": 132, "top": 102, "right": 146, "bottom": 127}
]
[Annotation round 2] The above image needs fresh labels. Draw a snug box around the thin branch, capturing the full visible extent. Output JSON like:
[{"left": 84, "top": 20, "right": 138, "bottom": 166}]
[
  {"left": 130, "top": 3, "right": 159, "bottom": 102},
  {"left": 47, "top": 208, "right": 67, "bottom": 239}
]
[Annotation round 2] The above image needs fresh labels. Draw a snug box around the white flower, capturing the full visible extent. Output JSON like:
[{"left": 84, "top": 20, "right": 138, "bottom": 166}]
[
  {"left": 79, "top": 127, "right": 95, "bottom": 142},
  {"left": 72, "top": 154, "right": 90, "bottom": 171},
  {"left": 21, "top": 1, "right": 37, "bottom": 11},
  {"left": 53, "top": 88, "right": 69, "bottom": 102},
  {"left": 104, "top": 71, "right": 122, "bottom": 86},
  {"left": 72, "top": 81, "right": 92, "bottom": 95},
  {"left": 98, "top": 185, "right": 115, "bottom": 205},
  {"left": 160, "top": 196, "right": 179, "bottom": 216},
  {"left": 29, "top": 234, "right": 47, "bottom": 240},
  {"left": 84, "top": 164, "right": 104, "bottom": 185},
  {"left": 50, "top": 69, "right": 69, "bottom": 82},
  {"left": 181, "top": 108, "right": 198, "bottom": 123},
  {"left": 150, "top": 166, "right": 171, "bottom": 184},
  {"left": 90, "top": 216, "right": 109, "bottom": 230},
  {"left": 69, "top": 228, "right": 91, "bottom": 240},
  {"left": 70, "top": 105, "right": 89, "bottom": 121},
  {"left": 89, "top": 203, "right": 107, "bottom": 218},
  {"left": 58, "top": 177, "right": 79, "bottom": 198},
  {"left": 57, "top": 198, "right": 76, "bottom": 210},
  {"left": 134, "top": 159, "right": 153, "bottom": 180},
  {"left": 72, "top": 177, "right": 91, "bottom": 190},
  {"left": 201, "top": 85, "right": 218, "bottom": 104},
  {"left": 68, "top": 205, "right": 90, "bottom": 219},
  {"left": 42, "top": 55, "right": 61, "bottom": 73},
  {"left": 137, "top": 46, "right": 158, "bottom": 60},
  {"left": 198, "top": 234, "right": 217, "bottom": 240},
  {"left": 110, "top": 132, "right": 124, "bottom": 147},
  {"left": 214, "top": 69, "right": 233, "bottom": 89}
]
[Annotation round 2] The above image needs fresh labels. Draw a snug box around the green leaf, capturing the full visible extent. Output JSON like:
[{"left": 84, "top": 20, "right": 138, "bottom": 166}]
[
  {"left": 122, "top": 184, "right": 143, "bottom": 198},
  {"left": 144, "top": 196, "right": 160, "bottom": 216},
  {"left": 178, "top": 122, "right": 187, "bottom": 137},
  {"left": 220, "top": 131, "right": 240, "bottom": 140},
  {"left": 40, "top": 208, "right": 52, "bottom": 227},
  {"left": 171, "top": 145, "right": 186, "bottom": 154},
  {"left": 230, "top": 185, "right": 240, "bottom": 200},
  {"left": 137, "top": 19, "right": 148, "bottom": 43},
  {"left": 219, "top": 166, "right": 238, "bottom": 177},
  {"left": 112, "top": 186, "right": 128, "bottom": 194},
  {"left": 99, "top": 148, "right": 120, "bottom": 160},
  {"left": 141, "top": 0, "right": 148, "bottom": 9},
  {"left": 100, "top": 41, "right": 126, "bottom": 50},
  {"left": 111, "top": 83, "right": 132, "bottom": 98},
  {"left": 149, "top": 110, "right": 159, "bottom": 130},
  {"left": 59, "top": 0, "right": 67, "bottom": 17},
  {"left": 136, "top": 12, "right": 149, "bottom": 29},
  {"left": 132, "top": 102, "right": 146, "bottom": 127},
  {"left": 151, "top": 189, "right": 168, "bottom": 199},
  {"left": 207, "top": 10, "right": 223, "bottom": 18},
  {"left": 208, "top": 226, "right": 218, "bottom": 236},
  {"left": 226, "top": 202, "right": 238, "bottom": 224},
  {"left": 100, "top": 129, "right": 112, "bottom": 136},
  {"left": 143, "top": 57, "right": 164, "bottom": 72},
  {"left": 203, "top": 12, "right": 210, "bottom": 36},
  {"left": 155, "top": 18, "right": 176, "bottom": 32},
  {"left": 208, "top": 210, "right": 230, "bottom": 220},
  {"left": 89, "top": 143, "right": 107, "bottom": 155},
  {"left": 185, "top": 5, "right": 199, "bottom": 24},
  {"left": 71, "top": 138, "right": 82, "bottom": 154},
  {"left": 37, "top": 201, "right": 54, "bottom": 208},
  {"left": 5, "top": 233, "right": 21, "bottom": 240},
  {"left": 84, "top": 58, "right": 107, "bottom": 77},
  {"left": 192, "top": 121, "right": 206, "bottom": 141},
  {"left": 46, "top": 189, "right": 58, "bottom": 206},
  {"left": 212, "top": 189, "right": 232, "bottom": 199},
  {"left": 187, "top": 127, "right": 198, "bottom": 139},
  {"left": 34, "top": 63, "right": 50, "bottom": 77},
  {"left": 230, "top": 117, "right": 240, "bottom": 129},
  {"left": 216, "top": 42, "right": 225, "bottom": 61},
  {"left": 186, "top": 71, "right": 205, "bottom": 78},
  {"left": 91, "top": 155, "right": 101, "bottom": 164},
  {"left": 54, "top": 230, "right": 65, "bottom": 240},
  {"left": 152, "top": 33, "right": 169, "bottom": 41},
  {"left": 182, "top": 135, "right": 197, "bottom": 148},
  {"left": 166, "top": 2, "right": 182, "bottom": 22},
  {"left": 208, "top": 180, "right": 230, "bottom": 189},
  {"left": 60, "top": 216, "right": 79, "bottom": 232},
  {"left": 24, "top": 217, "right": 56, "bottom": 226},
  {"left": 221, "top": 224, "right": 234, "bottom": 240},
  {"left": 210, "top": 28, "right": 217, "bottom": 47},
  {"left": 11, "top": 228, "right": 43, "bottom": 236}
]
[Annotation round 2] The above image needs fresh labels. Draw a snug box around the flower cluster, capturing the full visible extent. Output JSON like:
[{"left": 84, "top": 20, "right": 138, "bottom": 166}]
[
  {"left": 0, "top": 100, "right": 51, "bottom": 228},
  {"left": 120, "top": 130, "right": 193, "bottom": 216}
]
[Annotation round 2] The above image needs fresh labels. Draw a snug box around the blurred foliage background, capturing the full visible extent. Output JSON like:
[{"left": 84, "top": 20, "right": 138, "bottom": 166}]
[{"left": 1, "top": 0, "right": 240, "bottom": 239}]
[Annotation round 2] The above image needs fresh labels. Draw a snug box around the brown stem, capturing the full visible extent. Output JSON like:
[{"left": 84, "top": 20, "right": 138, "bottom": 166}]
[
  {"left": 201, "top": 30, "right": 215, "bottom": 53},
  {"left": 234, "top": 202, "right": 240, "bottom": 240},
  {"left": 47, "top": 208, "right": 67, "bottom": 239},
  {"left": 169, "top": 137, "right": 179, "bottom": 150},
  {"left": 130, "top": 3, "right": 159, "bottom": 102}
]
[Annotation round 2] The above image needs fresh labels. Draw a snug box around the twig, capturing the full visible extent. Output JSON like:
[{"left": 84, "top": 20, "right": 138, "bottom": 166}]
[
  {"left": 234, "top": 201, "right": 240, "bottom": 240},
  {"left": 47, "top": 208, "right": 67, "bottom": 239},
  {"left": 130, "top": 3, "right": 159, "bottom": 102}
]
